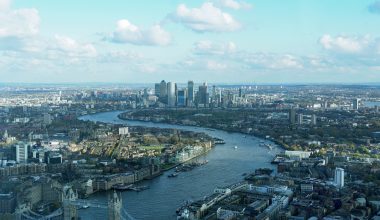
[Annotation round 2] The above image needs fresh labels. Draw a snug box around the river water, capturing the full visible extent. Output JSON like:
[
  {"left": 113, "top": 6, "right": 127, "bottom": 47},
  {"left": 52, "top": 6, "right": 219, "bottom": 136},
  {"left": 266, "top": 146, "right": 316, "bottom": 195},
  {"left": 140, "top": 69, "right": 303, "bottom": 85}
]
[{"left": 78, "top": 111, "right": 282, "bottom": 220}]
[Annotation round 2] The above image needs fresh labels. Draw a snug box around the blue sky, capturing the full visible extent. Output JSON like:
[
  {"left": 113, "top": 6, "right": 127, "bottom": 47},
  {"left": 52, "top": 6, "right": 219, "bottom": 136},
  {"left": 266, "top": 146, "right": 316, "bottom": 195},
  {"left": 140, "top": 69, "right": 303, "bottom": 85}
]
[{"left": 1, "top": 0, "right": 380, "bottom": 83}]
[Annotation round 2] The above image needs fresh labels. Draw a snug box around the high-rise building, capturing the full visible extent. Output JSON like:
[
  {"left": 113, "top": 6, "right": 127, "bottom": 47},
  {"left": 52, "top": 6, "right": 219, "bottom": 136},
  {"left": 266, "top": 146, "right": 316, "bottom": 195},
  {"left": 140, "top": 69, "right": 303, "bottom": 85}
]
[
  {"left": 159, "top": 80, "right": 167, "bottom": 99},
  {"left": 334, "top": 167, "right": 344, "bottom": 188},
  {"left": 297, "top": 113, "right": 303, "bottom": 125},
  {"left": 289, "top": 108, "right": 296, "bottom": 124},
  {"left": 353, "top": 98, "right": 359, "bottom": 110},
  {"left": 16, "top": 143, "right": 28, "bottom": 164},
  {"left": 154, "top": 83, "right": 160, "bottom": 97},
  {"left": 167, "top": 82, "right": 176, "bottom": 107},
  {"left": 297, "top": 114, "right": 303, "bottom": 125},
  {"left": 177, "top": 89, "right": 187, "bottom": 107},
  {"left": 198, "top": 82, "right": 209, "bottom": 107},
  {"left": 187, "top": 81, "right": 194, "bottom": 106},
  {"left": 311, "top": 114, "right": 317, "bottom": 125}
]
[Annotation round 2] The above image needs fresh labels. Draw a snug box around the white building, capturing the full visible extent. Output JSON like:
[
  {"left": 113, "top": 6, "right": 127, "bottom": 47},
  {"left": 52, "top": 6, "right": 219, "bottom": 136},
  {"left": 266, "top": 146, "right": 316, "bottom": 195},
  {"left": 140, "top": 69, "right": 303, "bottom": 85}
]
[
  {"left": 334, "top": 167, "right": 344, "bottom": 188},
  {"left": 167, "top": 82, "right": 176, "bottom": 107},
  {"left": 16, "top": 143, "right": 28, "bottom": 164},
  {"left": 118, "top": 127, "right": 129, "bottom": 135}
]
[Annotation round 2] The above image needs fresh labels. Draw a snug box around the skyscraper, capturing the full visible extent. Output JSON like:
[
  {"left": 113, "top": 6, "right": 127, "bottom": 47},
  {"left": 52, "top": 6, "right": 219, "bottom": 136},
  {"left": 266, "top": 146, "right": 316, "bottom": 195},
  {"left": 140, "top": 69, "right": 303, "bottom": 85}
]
[
  {"left": 177, "top": 89, "right": 187, "bottom": 107},
  {"left": 167, "top": 82, "right": 176, "bottom": 107},
  {"left": 187, "top": 81, "right": 194, "bottom": 106},
  {"left": 334, "top": 167, "right": 344, "bottom": 188},
  {"left": 198, "top": 82, "right": 209, "bottom": 107},
  {"left": 154, "top": 83, "right": 160, "bottom": 97},
  {"left": 311, "top": 114, "right": 317, "bottom": 125},
  {"left": 297, "top": 113, "right": 303, "bottom": 125},
  {"left": 159, "top": 80, "right": 167, "bottom": 100},
  {"left": 289, "top": 108, "right": 296, "bottom": 124},
  {"left": 353, "top": 98, "right": 359, "bottom": 110},
  {"left": 16, "top": 142, "right": 28, "bottom": 164}
]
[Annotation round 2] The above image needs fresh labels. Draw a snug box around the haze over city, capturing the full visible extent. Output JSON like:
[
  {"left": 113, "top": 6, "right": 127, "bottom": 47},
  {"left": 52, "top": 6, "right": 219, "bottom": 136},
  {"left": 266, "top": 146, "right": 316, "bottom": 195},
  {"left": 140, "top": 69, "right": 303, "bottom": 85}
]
[
  {"left": 3, "top": 1, "right": 380, "bottom": 220},
  {"left": 1, "top": 0, "right": 380, "bottom": 83}
]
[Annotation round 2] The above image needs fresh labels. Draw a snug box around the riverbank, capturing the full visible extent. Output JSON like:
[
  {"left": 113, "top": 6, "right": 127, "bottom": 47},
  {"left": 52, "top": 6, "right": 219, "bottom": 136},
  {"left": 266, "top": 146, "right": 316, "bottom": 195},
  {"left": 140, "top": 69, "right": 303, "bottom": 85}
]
[
  {"left": 78, "top": 111, "right": 281, "bottom": 220},
  {"left": 117, "top": 111, "right": 287, "bottom": 151}
]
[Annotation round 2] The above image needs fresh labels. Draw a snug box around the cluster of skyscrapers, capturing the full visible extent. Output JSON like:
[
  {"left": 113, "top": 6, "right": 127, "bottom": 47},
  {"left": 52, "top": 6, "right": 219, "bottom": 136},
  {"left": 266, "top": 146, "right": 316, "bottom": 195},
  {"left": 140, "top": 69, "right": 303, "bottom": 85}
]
[{"left": 154, "top": 80, "right": 217, "bottom": 108}]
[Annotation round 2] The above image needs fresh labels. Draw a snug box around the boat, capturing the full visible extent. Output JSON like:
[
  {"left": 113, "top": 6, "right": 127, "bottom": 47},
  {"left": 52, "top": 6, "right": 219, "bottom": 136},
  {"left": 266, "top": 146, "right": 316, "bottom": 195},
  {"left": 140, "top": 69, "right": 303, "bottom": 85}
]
[
  {"left": 82, "top": 205, "right": 89, "bottom": 209},
  {"left": 112, "top": 183, "right": 134, "bottom": 191},
  {"left": 130, "top": 185, "right": 149, "bottom": 192},
  {"left": 234, "top": 146, "right": 238, "bottom": 149},
  {"left": 168, "top": 173, "right": 179, "bottom": 178},
  {"left": 265, "top": 144, "right": 273, "bottom": 150}
]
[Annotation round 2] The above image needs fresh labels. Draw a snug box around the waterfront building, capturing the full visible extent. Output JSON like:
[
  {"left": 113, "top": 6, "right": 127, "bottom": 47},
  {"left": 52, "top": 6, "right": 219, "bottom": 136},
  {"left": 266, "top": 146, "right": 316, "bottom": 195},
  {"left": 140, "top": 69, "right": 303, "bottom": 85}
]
[{"left": 334, "top": 167, "right": 344, "bottom": 188}]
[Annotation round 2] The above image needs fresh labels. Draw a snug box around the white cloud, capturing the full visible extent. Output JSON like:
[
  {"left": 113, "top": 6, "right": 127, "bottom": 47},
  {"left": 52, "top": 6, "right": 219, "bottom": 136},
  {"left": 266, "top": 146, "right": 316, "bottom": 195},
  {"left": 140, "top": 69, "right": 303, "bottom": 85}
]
[
  {"left": 51, "top": 35, "right": 97, "bottom": 57},
  {"left": 194, "top": 40, "right": 236, "bottom": 55},
  {"left": 239, "top": 52, "right": 304, "bottom": 69},
  {"left": 0, "top": 0, "right": 11, "bottom": 11},
  {"left": 319, "top": 34, "right": 372, "bottom": 54},
  {"left": 218, "top": 0, "right": 252, "bottom": 10},
  {"left": 0, "top": 8, "right": 40, "bottom": 37},
  {"left": 207, "top": 60, "right": 227, "bottom": 70},
  {"left": 171, "top": 2, "right": 241, "bottom": 32},
  {"left": 107, "top": 19, "right": 171, "bottom": 46}
]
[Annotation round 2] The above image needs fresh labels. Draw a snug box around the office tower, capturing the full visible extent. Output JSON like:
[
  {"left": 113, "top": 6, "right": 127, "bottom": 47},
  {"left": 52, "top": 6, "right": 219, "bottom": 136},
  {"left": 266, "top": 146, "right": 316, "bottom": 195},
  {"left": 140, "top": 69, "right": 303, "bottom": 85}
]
[
  {"left": 212, "top": 85, "right": 216, "bottom": 98},
  {"left": 167, "top": 82, "right": 176, "bottom": 107},
  {"left": 159, "top": 80, "right": 167, "bottom": 99},
  {"left": 353, "top": 98, "right": 359, "bottom": 110},
  {"left": 218, "top": 89, "right": 222, "bottom": 105},
  {"left": 43, "top": 113, "right": 52, "bottom": 125},
  {"left": 154, "top": 83, "right": 160, "bottom": 97},
  {"left": 177, "top": 89, "right": 187, "bottom": 107},
  {"left": 198, "top": 82, "right": 209, "bottom": 106},
  {"left": 16, "top": 143, "right": 28, "bottom": 164},
  {"left": 289, "top": 108, "right": 296, "bottom": 124},
  {"left": 297, "top": 114, "right": 303, "bottom": 125},
  {"left": 187, "top": 81, "right": 194, "bottom": 106},
  {"left": 239, "top": 87, "right": 242, "bottom": 97},
  {"left": 334, "top": 167, "right": 344, "bottom": 188},
  {"left": 311, "top": 114, "right": 317, "bottom": 125}
]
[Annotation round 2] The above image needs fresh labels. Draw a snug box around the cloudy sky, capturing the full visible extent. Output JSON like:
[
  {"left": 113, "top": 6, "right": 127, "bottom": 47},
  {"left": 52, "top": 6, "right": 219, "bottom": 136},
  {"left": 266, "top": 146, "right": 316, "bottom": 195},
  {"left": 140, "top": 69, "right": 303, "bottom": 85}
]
[{"left": 1, "top": 0, "right": 380, "bottom": 83}]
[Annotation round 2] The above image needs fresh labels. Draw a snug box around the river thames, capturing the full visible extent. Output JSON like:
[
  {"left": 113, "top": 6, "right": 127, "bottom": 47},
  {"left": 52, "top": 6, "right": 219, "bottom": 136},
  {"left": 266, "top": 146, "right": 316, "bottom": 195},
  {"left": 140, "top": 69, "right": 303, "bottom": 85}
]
[{"left": 78, "top": 111, "right": 283, "bottom": 220}]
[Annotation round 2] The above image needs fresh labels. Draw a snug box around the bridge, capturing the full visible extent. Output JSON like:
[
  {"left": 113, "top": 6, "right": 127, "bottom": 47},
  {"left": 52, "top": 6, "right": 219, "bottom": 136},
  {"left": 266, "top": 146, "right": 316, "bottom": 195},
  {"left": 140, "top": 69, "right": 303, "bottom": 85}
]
[{"left": 17, "top": 186, "right": 136, "bottom": 220}]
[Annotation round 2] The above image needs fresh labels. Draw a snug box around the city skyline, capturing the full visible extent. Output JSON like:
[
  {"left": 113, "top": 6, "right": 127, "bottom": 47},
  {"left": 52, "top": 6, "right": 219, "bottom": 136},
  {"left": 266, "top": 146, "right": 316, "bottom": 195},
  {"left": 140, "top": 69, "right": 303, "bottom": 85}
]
[{"left": 1, "top": 0, "right": 380, "bottom": 83}]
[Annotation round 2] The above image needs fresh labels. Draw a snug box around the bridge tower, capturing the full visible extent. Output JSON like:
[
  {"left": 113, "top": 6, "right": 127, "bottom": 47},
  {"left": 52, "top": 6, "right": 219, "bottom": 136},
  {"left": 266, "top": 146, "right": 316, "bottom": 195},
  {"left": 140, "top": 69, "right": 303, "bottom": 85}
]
[
  {"left": 62, "top": 186, "right": 78, "bottom": 220},
  {"left": 108, "top": 191, "right": 122, "bottom": 220}
]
